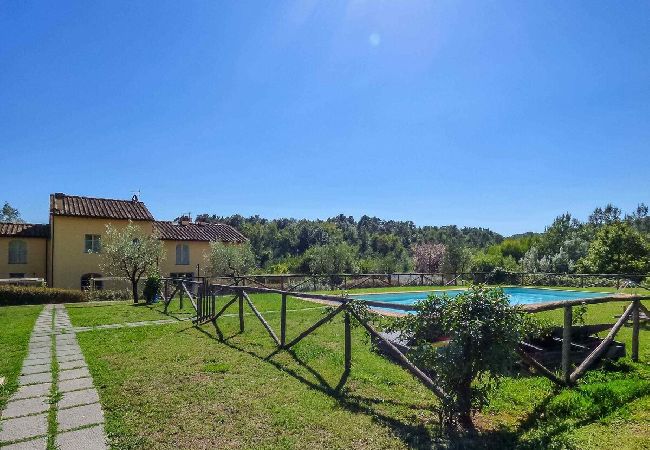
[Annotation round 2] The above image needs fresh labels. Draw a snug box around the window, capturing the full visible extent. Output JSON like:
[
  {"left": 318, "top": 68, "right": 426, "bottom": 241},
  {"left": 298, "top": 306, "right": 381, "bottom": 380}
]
[
  {"left": 84, "top": 234, "right": 101, "bottom": 253},
  {"left": 175, "top": 244, "right": 190, "bottom": 265},
  {"left": 8, "top": 240, "right": 27, "bottom": 264},
  {"left": 9, "top": 273, "right": 25, "bottom": 278},
  {"left": 81, "top": 273, "right": 103, "bottom": 290}
]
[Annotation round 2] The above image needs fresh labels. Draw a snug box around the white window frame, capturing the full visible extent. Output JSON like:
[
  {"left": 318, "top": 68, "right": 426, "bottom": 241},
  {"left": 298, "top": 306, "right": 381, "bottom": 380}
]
[{"left": 8, "top": 240, "right": 27, "bottom": 264}]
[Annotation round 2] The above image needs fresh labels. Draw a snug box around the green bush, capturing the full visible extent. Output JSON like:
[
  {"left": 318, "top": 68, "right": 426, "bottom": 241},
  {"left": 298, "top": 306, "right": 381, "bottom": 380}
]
[
  {"left": 0, "top": 285, "right": 86, "bottom": 306},
  {"left": 143, "top": 275, "right": 161, "bottom": 304},
  {"left": 84, "top": 289, "right": 132, "bottom": 302}
]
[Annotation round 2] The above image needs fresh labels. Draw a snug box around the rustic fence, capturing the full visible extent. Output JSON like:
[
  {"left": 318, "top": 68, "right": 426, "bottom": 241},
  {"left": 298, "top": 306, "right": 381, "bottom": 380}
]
[
  {"left": 159, "top": 276, "right": 648, "bottom": 396},
  {"left": 210, "top": 271, "right": 648, "bottom": 292}
]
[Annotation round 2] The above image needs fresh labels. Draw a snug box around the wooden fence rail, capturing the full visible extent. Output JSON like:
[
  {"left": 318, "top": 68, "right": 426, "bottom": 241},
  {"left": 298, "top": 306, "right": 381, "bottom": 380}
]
[
  {"left": 162, "top": 277, "right": 647, "bottom": 393},
  {"left": 210, "top": 271, "right": 649, "bottom": 292}
]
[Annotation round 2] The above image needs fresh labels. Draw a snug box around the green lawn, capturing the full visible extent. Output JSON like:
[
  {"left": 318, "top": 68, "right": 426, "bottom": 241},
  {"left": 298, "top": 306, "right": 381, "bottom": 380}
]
[
  {"left": 0, "top": 286, "right": 638, "bottom": 448},
  {"left": 62, "top": 286, "right": 649, "bottom": 449},
  {"left": 76, "top": 295, "right": 441, "bottom": 449},
  {"left": 0, "top": 304, "right": 43, "bottom": 410}
]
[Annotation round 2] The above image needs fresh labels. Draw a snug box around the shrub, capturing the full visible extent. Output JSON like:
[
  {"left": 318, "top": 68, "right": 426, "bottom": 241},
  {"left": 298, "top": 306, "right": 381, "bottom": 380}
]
[
  {"left": 388, "top": 285, "right": 539, "bottom": 429},
  {"left": 0, "top": 285, "right": 86, "bottom": 306},
  {"left": 143, "top": 275, "right": 161, "bottom": 304},
  {"left": 84, "top": 289, "right": 132, "bottom": 302}
]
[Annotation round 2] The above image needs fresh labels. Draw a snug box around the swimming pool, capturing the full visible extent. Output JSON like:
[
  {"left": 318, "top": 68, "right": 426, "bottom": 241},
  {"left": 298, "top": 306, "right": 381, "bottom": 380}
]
[{"left": 350, "top": 287, "right": 611, "bottom": 313}]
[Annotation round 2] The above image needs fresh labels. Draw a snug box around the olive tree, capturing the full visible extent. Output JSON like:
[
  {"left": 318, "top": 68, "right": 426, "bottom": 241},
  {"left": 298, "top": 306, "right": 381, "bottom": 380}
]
[
  {"left": 207, "top": 242, "right": 256, "bottom": 277},
  {"left": 100, "top": 221, "right": 164, "bottom": 303},
  {"left": 389, "top": 285, "right": 536, "bottom": 429}
]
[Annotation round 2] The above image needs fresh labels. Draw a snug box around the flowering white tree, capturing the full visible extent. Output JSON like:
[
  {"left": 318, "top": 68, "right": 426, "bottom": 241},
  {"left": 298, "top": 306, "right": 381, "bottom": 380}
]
[
  {"left": 100, "top": 221, "right": 164, "bottom": 303},
  {"left": 412, "top": 243, "right": 446, "bottom": 273}
]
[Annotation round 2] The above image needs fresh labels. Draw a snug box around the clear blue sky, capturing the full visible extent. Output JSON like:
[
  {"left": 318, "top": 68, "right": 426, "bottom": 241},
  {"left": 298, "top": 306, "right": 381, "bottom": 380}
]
[{"left": 1, "top": 1, "right": 649, "bottom": 236}]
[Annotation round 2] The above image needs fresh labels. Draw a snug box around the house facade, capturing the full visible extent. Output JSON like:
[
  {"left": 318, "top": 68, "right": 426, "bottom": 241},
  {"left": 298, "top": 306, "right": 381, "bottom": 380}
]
[{"left": 0, "top": 193, "right": 246, "bottom": 290}]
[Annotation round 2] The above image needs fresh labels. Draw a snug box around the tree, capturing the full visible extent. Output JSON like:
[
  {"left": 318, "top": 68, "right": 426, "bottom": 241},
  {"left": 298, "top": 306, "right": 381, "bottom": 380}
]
[
  {"left": 412, "top": 243, "right": 446, "bottom": 273},
  {"left": 207, "top": 242, "right": 256, "bottom": 277},
  {"left": 100, "top": 222, "right": 164, "bottom": 303},
  {"left": 577, "top": 222, "right": 650, "bottom": 274},
  {"left": 1, "top": 202, "right": 22, "bottom": 223},
  {"left": 441, "top": 239, "right": 471, "bottom": 274},
  {"left": 302, "top": 242, "right": 358, "bottom": 274},
  {"left": 389, "top": 286, "right": 535, "bottom": 428}
]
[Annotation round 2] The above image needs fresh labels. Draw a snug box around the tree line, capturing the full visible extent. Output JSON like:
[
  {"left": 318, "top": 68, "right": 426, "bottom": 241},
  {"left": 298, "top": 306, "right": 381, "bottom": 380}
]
[{"left": 197, "top": 202, "right": 650, "bottom": 276}]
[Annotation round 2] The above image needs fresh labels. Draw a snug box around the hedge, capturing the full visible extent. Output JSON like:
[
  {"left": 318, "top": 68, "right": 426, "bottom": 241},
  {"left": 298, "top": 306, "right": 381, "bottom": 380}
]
[{"left": 0, "top": 285, "right": 86, "bottom": 306}]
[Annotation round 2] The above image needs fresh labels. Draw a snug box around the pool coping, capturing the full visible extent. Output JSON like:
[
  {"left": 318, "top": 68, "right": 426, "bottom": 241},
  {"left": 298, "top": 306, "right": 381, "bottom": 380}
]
[{"left": 348, "top": 285, "right": 615, "bottom": 298}]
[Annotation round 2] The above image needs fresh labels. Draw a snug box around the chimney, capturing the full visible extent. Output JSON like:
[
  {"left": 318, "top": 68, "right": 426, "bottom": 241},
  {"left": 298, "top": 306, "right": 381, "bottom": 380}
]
[
  {"left": 177, "top": 215, "right": 191, "bottom": 226},
  {"left": 50, "top": 193, "right": 64, "bottom": 213}
]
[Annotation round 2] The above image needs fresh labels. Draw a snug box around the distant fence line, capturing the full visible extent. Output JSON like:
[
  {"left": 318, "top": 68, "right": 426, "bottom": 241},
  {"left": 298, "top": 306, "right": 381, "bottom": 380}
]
[{"left": 210, "top": 271, "right": 649, "bottom": 292}]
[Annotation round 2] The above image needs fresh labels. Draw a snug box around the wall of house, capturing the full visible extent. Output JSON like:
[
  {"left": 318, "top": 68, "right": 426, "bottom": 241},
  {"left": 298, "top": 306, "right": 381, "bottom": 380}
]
[
  {"left": 0, "top": 237, "right": 47, "bottom": 279},
  {"left": 159, "top": 240, "right": 211, "bottom": 278},
  {"left": 50, "top": 216, "right": 154, "bottom": 290}
]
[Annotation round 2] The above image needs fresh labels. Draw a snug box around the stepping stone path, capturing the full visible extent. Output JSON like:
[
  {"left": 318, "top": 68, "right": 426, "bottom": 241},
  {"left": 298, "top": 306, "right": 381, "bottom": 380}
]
[{"left": 0, "top": 305, "right": 108, "bottom": 449}]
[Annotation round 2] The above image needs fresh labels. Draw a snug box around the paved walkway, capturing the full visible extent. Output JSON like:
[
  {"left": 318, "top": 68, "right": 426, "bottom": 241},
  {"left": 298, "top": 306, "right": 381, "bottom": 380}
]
[{"left": 0, "top": 305, "right": 107, "bottom": 449}]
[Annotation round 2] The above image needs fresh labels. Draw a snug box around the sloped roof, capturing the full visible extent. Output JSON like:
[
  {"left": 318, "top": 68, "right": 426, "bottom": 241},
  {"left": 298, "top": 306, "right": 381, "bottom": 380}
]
[
  {"left": 154, "top": 221, "right": 246, "bottom": 243},
  {"left": 0, "top": 222, "right": 50, "bottom": 238},
  {"left": 51, "top": 194, "right": 154, "bottom": 221}
]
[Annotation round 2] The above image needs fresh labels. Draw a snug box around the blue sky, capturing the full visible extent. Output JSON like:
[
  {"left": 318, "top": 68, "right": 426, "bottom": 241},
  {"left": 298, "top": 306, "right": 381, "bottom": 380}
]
[{"left": 1, "top": 1, "right": 649, "bottom": 235}]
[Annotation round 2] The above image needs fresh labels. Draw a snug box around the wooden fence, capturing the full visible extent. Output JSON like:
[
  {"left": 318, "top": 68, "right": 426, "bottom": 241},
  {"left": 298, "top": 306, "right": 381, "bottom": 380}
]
[
  {"left": 159, "top": 277, "right": 647, "bottom": 395},
  {"left": 210, "top": 271, "right": 648, "bottom": 292}
]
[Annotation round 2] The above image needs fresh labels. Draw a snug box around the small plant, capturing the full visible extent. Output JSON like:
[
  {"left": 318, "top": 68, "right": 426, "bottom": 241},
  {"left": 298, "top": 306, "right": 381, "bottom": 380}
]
[
  {"left": 143, "top": 274, "right": 161, "bottom": 304},
  {"left": 573, "top": 302, "right": 588, "bottom": 326}
]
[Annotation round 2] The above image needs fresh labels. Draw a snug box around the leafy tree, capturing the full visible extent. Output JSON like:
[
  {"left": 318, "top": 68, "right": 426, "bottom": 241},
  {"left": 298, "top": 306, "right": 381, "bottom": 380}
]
[
  {"left": 1, "top": 202, "right": 22, "bottom": 223},
  {"left": 441, "top": 239, "right": 471, "bottom": 274},
  {"left": 389, "top": 286, "right": 535, "bottom": 428},
  {"left": 521, "top": 246, "right": 540, "bottom": 272},
  {"left": 302, "top": 242, "right": 358, "bottom": 274},
  {"left": 100, "top": 222, "right": 164, "bottom": 303},
  {"left": 577, "top": 222, "right": 650, "bottom": 274},
  {"left": 469, "top": 251, "right": 518, "bottom": 273},
  {"left": 588, "top": 203, "right": 622, "bottom": 227},
  {"left": 207, "top": 242, "right": 256, "bottom": 277},
  {"left": 412, "top": 243, "right": 446, "bottom": 273}
]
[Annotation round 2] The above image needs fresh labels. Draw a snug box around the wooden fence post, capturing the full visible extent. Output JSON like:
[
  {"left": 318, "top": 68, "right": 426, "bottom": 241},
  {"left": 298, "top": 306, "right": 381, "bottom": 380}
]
[
  {"left": 562, "top": 305, "right": 572, "bottom": 383},
  {"left": 239, "top": 292, "right": 244, "bottom": 332},
  {"left": 344, "top": 309, "right": 351, "bottom": 372},
  {"left": 632, "top": 299, "right": 640, "bottom": 362},
  {"left": 180, "top": 286, "right": 184, "bottom": 309},
  {"left": 281, "top": 293, "right": 287, "bottom": 348}
]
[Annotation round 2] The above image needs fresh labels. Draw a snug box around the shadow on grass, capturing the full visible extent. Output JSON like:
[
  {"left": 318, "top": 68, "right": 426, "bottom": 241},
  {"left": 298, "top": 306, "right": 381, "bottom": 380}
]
[
  {"left": 181, "top": 320, "right": 648, "bottom": 450},
  {"left": 190, "top": 321, "right": 442, "bottom": 449}
]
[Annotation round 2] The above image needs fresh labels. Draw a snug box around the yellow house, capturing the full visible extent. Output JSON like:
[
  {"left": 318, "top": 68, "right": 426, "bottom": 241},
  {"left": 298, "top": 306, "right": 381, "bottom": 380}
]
[
  {"left": 0, "top": 193, "right": 246, "bottom": 290},
  {"left": 0, "top": 223, "right": 49, "bottom": 280}
]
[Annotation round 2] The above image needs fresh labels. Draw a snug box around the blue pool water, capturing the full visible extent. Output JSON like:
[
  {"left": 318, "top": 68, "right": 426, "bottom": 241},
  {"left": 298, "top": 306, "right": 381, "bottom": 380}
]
[{"left": 350, "top": 287, "right": 611, "bottom": 313}]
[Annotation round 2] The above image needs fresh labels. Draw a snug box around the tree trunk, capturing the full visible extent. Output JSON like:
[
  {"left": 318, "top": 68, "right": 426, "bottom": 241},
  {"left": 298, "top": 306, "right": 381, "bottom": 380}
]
[
  {"left": 131, "top": 279, "right": 139, "bottom": 303},
  {"left": 457, "top": 378, "right": 474, "bottom": 430}
]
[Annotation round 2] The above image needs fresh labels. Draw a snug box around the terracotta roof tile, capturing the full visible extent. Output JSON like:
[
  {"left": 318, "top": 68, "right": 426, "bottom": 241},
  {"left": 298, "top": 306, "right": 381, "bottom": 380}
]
[
  {"left": 0, "top": 222, "right": 50, "bottom": 238},
  {"left": 51, "top": 194, "right": 154, "bottom": 221},
  {"left": 154, "top": 221, "right": 246, "bottom": 243}
]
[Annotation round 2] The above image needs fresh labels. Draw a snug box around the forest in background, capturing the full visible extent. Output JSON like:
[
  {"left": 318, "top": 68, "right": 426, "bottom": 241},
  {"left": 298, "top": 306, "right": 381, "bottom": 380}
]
[{"left": 196, "top": 203, "right": 650, "bottom": 276}]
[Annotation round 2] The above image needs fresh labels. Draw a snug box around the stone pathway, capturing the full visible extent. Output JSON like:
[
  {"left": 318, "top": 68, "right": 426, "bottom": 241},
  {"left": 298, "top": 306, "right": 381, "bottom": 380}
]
[
  {"left": 72, "top": 305, "right": 328, "bottom": 333},
  {"left": 0, "top": 305, "right": 108, "bottom": 449}
]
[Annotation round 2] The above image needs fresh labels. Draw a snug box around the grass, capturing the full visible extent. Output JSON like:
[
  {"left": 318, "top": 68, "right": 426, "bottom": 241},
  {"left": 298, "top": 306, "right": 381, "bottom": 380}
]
[
  {"left": 0, "top": 304, "right": 43, "bottom": 410},
  {"left": 47, "top": 309, "right": 59, "bottom": 450},
  {"left": 75, "top": 295, "right": 442, "bottom": 449},
  {"left": 2, "top": 285, "right": 648, "bottom": 448}
]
